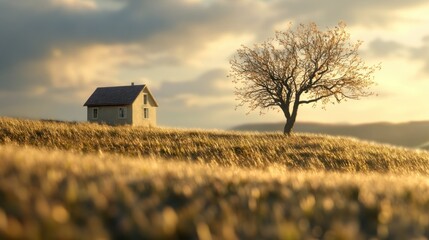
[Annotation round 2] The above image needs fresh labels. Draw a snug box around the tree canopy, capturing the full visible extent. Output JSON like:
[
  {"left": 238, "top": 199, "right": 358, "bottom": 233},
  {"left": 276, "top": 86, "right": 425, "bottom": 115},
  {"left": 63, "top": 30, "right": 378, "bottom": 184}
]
[{"left": 229, "top": 22, "right": 379, "bottom": 134}]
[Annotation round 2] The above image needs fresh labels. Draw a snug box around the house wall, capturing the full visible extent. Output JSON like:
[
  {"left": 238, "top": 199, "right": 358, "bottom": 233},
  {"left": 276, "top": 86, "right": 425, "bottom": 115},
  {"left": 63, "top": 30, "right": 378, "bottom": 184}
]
[
  {"left": 87, "top": 105, "right": 132, "bottom": 125},
  {"left": 131, "top": 88, "right": 157, "bottom": 127},
  {"left": 86, "top": 86, "right": 157, "bottom": 127}
]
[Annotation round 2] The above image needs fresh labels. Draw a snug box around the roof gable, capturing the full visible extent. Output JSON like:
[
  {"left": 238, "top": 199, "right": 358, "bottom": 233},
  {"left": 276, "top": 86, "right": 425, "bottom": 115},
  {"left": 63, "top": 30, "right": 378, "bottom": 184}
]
[
  {"left": 143, "top": 86, "right": 159, "bottom": 107},
  {"left": 84, "top": 85, "right": 146, "bottom": 107}
]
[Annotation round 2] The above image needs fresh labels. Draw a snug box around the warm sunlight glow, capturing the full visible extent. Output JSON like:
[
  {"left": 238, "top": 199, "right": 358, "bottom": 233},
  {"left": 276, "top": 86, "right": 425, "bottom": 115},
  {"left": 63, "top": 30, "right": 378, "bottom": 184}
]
[
  {"left": 189, "top": 34, "right": 255, "bottom": 69},
  {"left": 170, "top": 94, "right": 234, "bottom": 107},
  {"left": 46, "top": 44, "right": 145, "bottom": 88},
  {"left": 394, "top": 3, "right": 429, "bottom": 23},
  {"left": 51, "top": 0, "right": 97, "bottom": 10},
  {"left": 183, "top": 0, "right": 202, "bottom": 4}
]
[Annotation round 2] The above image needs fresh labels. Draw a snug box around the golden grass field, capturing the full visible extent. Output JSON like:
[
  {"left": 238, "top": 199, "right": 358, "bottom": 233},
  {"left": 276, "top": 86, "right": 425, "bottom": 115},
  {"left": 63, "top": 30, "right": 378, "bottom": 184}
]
[{"left": 1, "top": 117, "right": 429, "bottom": 239}]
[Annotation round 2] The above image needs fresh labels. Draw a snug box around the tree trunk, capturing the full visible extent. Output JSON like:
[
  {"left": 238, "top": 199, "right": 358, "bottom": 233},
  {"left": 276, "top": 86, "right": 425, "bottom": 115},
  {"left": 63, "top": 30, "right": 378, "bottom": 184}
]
[
  {"left": 283, "top": 118, "right": 296, "bottom": 135},
  {"left": 281, "top": 99, "right": 299, "bottom": 135}
]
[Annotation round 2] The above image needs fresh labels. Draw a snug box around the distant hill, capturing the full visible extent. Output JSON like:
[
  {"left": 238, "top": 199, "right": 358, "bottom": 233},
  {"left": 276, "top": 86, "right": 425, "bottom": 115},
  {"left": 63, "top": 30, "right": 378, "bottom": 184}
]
[{"left": 231, "top": 121, "right": 429, "bottom": 149}]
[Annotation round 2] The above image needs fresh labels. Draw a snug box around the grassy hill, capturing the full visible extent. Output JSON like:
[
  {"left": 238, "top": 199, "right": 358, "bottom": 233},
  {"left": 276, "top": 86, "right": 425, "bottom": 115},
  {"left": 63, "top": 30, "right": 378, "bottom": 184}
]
[
  {"left": 232, "top": 121, "right": 429, "bottom": 150},
  {"left": 1, "top": 117, "right": 429, "bottom": 239},
  {"left": 1, "top": 117, "right": 429, "bottom": 173}
]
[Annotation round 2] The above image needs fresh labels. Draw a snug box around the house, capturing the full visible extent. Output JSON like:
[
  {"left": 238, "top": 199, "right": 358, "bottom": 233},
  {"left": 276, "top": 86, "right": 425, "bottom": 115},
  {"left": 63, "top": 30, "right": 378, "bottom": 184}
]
[{"left": 83, "top": 83, "right": 158, "bottom": 126}]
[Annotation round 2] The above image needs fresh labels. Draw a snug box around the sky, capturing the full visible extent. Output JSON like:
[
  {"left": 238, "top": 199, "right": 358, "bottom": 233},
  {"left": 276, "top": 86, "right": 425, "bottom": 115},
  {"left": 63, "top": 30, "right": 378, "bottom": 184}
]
[{"left": 1, "top": 0, "right": 429, "bottom": 129}]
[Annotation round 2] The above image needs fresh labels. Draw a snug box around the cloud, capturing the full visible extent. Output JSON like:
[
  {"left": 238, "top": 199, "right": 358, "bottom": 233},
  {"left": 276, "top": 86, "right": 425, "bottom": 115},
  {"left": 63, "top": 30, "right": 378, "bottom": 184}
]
[
  {"left": 2, "top": 0, "right": 425, "bottom": 92},
  {"left": 410, "top": 38, "right": 429, "bottom": 77},
  {"left": 156, "top": 69, "right": 230, "bottom": 98},
  {"left": 52, "top": 0, "right": 98, "bottom": 10},
  {"left": 368, "top": 39, "right": 406, "bottom": 57},
  {"left": 46, "top": 44, "right": 148, "bottom": 88},
  {"left": 272, "top": 0, "right": 429, "bottom": 27},
  {"left": 0, "top": 0, "right": 264, "bottom": 92},
  {"left": 154, "top": 68, "right": 239, "bottom": 128},
  {"left": 1, "top": 0, "right": 429, "bottom": 127},
  {"left": 368, "top": 36, "right": 429, "bottom": 77}
]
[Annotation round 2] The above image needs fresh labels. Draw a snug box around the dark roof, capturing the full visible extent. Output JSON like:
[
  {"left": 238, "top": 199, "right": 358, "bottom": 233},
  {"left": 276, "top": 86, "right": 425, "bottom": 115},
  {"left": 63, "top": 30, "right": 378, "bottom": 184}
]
[{"left": 84, "top": 85, "right": 146, "bottom": 107}]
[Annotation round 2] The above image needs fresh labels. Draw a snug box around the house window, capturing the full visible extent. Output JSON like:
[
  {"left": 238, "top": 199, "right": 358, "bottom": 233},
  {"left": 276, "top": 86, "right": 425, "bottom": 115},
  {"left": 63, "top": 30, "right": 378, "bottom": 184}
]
[
  {"left": 92, "top": 108, "right": 98, "bottom": 119},
  {"left": 144, "top": 108, "right": 149, "bottom": 119},
  {"left": 143, "top": 94, "right": 148, "bottom": 105},
  {"left": 118, "top": 107, "right": 127, "bottom": 119}
]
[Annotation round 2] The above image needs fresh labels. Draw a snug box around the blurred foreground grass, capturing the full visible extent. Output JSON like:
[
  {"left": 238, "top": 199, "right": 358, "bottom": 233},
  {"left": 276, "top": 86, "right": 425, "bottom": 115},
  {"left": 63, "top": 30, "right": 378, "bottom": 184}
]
[
  {"left": 1, "top": 117, "right": 429, "bottom": 239},
  {"left": 1, "top": 145, "right": 429, "bottom": 239}
]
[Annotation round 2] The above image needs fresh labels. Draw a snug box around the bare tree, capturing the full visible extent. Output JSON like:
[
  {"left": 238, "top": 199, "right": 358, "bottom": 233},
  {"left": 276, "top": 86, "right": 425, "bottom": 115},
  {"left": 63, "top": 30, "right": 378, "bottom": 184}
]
[{"left": 229, "top": 22, "right": 379, "bottom": 135}]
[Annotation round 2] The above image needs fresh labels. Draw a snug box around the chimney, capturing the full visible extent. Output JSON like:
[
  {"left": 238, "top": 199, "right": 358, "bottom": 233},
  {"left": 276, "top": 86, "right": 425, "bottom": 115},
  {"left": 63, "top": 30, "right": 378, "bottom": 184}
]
[{"left": 131, "top": 82, "right": 134, "bottom": 86}]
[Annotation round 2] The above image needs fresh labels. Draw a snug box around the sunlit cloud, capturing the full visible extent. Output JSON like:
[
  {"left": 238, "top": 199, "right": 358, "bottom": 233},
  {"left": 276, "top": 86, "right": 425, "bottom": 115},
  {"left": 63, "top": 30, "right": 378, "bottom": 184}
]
[
  {"left": 188, "top": 34, "right": 254, "bottom": 69},
  {"left": 51, "top": 0, "right": 98, "bottom": 10},
  {"left": 367, "top": 39, "right": 406, "bottom": 57},
  {"left": 46, "top": 44, "right": 146, "bottom": 88},
  {"left": 368, "top": 36, "right": 429, "bottom": 77},
  {"left": 167, "top": 94, "right": 234, "bottom": 108}
]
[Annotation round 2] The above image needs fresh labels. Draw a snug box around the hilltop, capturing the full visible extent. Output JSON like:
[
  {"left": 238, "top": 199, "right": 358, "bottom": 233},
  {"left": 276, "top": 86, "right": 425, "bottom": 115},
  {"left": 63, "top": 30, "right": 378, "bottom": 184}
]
[
  {"left": 1, "top": 117, "right": 429, "bottom": 173},
  {"left": 1, "top": 117, "right": 429, "bottom": 239},
  {"left": 232, "top": 121, "right": 429, "bottom": 150}
]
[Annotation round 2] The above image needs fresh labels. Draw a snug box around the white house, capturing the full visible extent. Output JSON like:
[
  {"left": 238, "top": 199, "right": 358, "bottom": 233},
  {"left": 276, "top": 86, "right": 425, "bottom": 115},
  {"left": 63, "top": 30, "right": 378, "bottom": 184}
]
[{"left": 83, "top": 83, "right": 158, "bottom": 126}]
